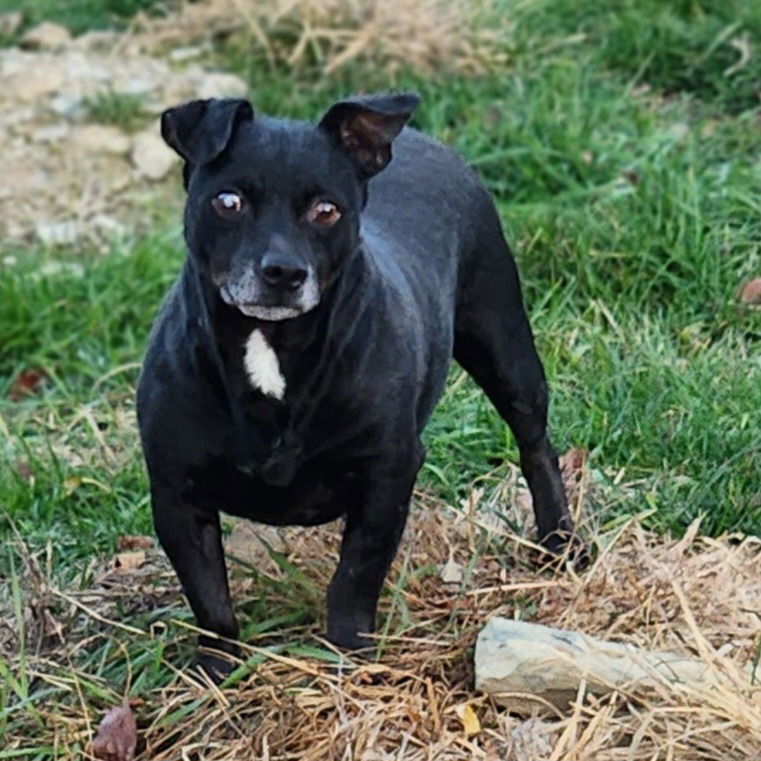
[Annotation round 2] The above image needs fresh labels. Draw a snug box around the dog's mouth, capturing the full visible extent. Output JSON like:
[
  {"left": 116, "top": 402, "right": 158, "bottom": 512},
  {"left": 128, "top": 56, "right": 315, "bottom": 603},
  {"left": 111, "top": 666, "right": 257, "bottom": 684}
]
[{"left": 219, "top": 283, "right": 319, "bottom": 322}]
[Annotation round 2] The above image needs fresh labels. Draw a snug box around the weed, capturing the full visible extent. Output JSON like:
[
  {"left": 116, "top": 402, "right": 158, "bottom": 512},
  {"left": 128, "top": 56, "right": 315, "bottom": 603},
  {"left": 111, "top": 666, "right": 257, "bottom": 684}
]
[{"left": 82, "top": 90, "right": 146, "bottom": 131}]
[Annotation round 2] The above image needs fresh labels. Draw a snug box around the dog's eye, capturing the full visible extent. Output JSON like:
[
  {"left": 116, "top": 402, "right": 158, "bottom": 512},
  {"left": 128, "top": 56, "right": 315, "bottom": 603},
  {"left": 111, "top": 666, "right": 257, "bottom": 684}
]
[
  {"left": 212, "top": 192, "right": 244, "bottom": 218},
  {"left": 307, "top": 200, "right": 341, "bottom": 227}
]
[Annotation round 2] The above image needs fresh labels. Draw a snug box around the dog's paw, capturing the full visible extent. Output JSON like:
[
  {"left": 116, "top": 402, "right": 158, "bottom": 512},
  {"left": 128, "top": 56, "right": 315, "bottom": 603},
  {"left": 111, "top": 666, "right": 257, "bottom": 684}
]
[
  {"left": 192, "top": 649, "right": 238, "bottom": 686},
  {"left": 325, "top": 626, "right": 375, "bottom": 655},
  {"left": 537, "top": 530, "right": 592, "bottom": 571}
]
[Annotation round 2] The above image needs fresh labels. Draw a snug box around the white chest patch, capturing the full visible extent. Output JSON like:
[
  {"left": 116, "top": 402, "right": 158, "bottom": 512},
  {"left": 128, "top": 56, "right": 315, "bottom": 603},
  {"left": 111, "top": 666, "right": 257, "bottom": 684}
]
[{"left": 243, "top": 329, "right": 286, "bottom": 400}]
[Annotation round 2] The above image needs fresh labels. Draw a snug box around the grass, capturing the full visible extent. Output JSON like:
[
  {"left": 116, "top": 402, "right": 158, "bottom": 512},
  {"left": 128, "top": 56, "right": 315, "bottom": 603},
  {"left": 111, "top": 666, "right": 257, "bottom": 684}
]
[
  {"left": 1, "top": 0, "right": 760, "bottom": 756},
  {"left": 82, "top": 90, "right": 147, "bottom": 131},
  {"left": 0, "top": 0, "right": 165, "bottom": 37}
]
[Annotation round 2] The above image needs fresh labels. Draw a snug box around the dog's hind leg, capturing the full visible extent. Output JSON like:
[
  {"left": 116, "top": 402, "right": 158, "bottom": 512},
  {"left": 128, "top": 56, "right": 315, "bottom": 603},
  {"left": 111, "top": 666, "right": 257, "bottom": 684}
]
[{"left": 454, "top": 202, "right": 586, "bottom": 563}]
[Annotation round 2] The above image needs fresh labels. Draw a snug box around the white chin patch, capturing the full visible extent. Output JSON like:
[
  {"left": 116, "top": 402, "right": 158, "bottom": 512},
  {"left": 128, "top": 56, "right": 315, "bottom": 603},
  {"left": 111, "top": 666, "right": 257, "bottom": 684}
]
[
  {"left": 238, "top": 304, "right": 303, "bottom": 321},
  {"left": 243, "top": 329, "right": 285, "bottom": 400}
]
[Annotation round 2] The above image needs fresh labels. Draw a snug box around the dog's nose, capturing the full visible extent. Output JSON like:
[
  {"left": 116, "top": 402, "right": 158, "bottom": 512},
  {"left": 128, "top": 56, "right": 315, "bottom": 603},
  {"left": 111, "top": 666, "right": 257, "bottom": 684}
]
[{"left": 260, "top": 252, "right": 308, "bottom": 291}]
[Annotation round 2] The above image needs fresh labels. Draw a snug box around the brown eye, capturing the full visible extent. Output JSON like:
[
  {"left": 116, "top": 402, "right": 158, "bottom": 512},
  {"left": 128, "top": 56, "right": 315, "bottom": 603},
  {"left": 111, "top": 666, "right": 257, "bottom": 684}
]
[
  {"left": 307, "top": 200, "right": 341, "bottom": 227},
  {"left": 211, "top": 191, "right": 244, "bottom": 217}
]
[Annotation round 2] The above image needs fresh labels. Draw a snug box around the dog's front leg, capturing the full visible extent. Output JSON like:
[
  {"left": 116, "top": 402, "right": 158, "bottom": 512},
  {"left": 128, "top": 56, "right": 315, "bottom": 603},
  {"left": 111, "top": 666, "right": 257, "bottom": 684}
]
[
  {"left": 151, "top": 486, "right": 239, "bottom": 679},
  {"left": 326, "top": 467, "right": 416, "bottom": 651}
]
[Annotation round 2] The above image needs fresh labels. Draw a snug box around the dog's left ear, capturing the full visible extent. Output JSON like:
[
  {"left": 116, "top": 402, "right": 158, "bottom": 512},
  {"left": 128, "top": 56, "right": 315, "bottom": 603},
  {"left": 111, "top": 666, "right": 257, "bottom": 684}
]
[
  {"left": 161, "top": 98, "right": 253, "bottom": 183},
  {"left": 319, "top": 92, "right": 420, "bottom": 178}
]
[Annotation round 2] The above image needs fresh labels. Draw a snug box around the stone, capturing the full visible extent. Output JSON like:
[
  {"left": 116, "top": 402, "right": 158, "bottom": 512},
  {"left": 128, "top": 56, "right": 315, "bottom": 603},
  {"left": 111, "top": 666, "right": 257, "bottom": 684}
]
[
  {"left": 31, "top": 123, "right": 70, "bottom": 143},
  {"left": 70, "top": 124, "right": 131, "bottom": 156},
  {"left": 438, "top": 557, "right": 464, "bottom": 584},
  {"left": 0, "top": 11, "right": 23, "bottom": 38},
  {"left": 474, "top": 617, "right": 730, "bottom": 713},
  {"left": 3, "top": 66, "right": 64, "bottom": 102},
  {"left": 20, "top": 22, "right": 71, "bottom": 51},
  {"left": 49, "top": 94, "right": 84, "bottom": 119},
  {"left": 91, "top": 214, "right": 126, "bottom": 238},
  {"left": 169, "top": 45, "right": 208, "bottom": 62},
  {"left": 131, "top": 130, "right": 176, "bottom": 181},
  {"left": 196, "top": 71, "right": 248, "bottom": 100}
]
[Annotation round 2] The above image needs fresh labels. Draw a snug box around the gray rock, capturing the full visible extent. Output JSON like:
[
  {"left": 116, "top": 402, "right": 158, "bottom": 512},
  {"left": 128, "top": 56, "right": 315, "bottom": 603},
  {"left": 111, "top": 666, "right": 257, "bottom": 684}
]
[
  {"left": 131, "top": 130, "right": 176, "bottom": 181},
  {"left": 31, "top": 123, "right": 71, "bottom": 143},
  {"left": 70, "top": 124, "right": 131, "bottom": 156},
  {"left": 49, "top": 94, "right": 84, "bottom": 119},
  {"left": 20, "top": 22, "right": 71, "bottom": 51},
  {"left": 3, "top": 66, "right": 65, "bottom": 102},
  {"left": 169, "top": 45, "right": 209, "bottom": 62},
  {"left": 91, "top": 214, "right": 126, "bottom": 238},
  {"left": 196, "top": 71, "right": 248, "bottom": 100},
  {"left": 475, "top": 616, "right": 727, "bottom": 713}
]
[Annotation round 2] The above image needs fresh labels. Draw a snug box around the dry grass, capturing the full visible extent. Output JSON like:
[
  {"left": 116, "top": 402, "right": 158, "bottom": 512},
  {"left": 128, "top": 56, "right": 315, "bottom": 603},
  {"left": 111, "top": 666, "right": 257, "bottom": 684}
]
[
  {"left": 129, "top": 0, "right": 511, "bottom": 75},
  {"left": 3, "top": 461, "right": 760, "bottom": 760}
]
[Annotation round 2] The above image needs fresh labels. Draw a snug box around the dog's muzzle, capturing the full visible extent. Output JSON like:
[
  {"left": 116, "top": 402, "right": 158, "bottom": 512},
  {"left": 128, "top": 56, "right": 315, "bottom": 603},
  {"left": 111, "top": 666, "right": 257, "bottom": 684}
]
[{"left": 220, "top": 258, "right": 320, "bottom": 322}]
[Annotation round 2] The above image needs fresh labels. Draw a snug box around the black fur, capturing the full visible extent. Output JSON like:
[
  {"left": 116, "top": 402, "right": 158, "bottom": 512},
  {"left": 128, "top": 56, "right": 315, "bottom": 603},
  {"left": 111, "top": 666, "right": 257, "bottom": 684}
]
[{"left": 137, "top": 93, "right": 583, "bottom": 680}]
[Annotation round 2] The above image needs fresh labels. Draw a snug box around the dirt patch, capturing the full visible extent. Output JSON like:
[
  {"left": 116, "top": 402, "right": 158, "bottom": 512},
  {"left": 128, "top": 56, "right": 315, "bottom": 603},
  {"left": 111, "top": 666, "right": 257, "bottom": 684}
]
[{"left": 0, "top": 28, "right": 246, "bottom": 249}]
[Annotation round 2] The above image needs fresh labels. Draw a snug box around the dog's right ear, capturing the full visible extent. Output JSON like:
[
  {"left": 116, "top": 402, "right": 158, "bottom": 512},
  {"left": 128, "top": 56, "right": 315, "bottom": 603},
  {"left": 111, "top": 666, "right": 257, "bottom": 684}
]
[{"left": 161, "top": 98, "right": 253, "bottom": 185}]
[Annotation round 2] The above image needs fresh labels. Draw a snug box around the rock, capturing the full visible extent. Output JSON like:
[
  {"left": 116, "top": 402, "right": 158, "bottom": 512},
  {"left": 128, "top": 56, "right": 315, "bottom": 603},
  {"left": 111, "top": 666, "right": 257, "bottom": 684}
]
[
  {"left": 196, "top": 71, "right": 248, "bottom": 100},
  {"left": 71, "top": 124, "right": 131, "bottom": 156},
  {"left": 31, "top": 123, "right": 70, "bottom": 143},
  {"left": 20, "top": 22, "right": 71, "bottom": 51},
  {"left": 131, "top": 131, "right": 176, "bottom": 181},
  {"left": 91, "top": 214, "right": 126, "bottom": 238},
  {"left": 475, "top": 617, "right": 731, "bottom": 713},
  {"left": 49, "top": 94, "right": 84, "bottom": 119},
  {"left": 169, "top": 45, "right": 208, "bottom": 62},
  {"left": 36, "top": 220, "right": 79, "bottom": 247},
  {"left": 3, "top": 67, "right": 64, "bottom": 101},
  {"left": 0, "top": 11, "right": 23, "bottom": 38},
  {"left": 438, "top": 556, "right": 464, "bottom": 584},
  {"left": 510, "top": 718, "right": 553, "bottom": 760},
  {"left": 73, "top": 30, "right": 121, "bottom": 52}
]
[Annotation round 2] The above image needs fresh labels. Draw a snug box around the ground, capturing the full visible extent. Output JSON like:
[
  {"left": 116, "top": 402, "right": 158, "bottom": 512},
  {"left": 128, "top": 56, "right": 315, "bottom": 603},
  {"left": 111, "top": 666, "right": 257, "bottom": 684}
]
[{"left": 0, "top": 1, "right": 760, "bottom": 759}]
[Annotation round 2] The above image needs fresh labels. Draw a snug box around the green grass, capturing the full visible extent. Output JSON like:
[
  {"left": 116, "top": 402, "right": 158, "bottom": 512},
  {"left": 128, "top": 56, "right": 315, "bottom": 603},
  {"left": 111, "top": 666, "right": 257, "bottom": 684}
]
[
  {"left": 82, "top": 90, "right": 147, "bottom": 131},
  {"left": 1, "top": 0, "right": 760, "bottom": 752},
  {"left": 0, "top": 0, "right": 166, "bottom": 37}
]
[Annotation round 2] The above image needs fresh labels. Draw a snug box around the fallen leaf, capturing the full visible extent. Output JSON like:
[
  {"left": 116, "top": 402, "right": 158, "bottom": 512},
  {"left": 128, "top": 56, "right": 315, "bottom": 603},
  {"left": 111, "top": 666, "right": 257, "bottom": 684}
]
[
  {"left": 15, "top": 459, "right": 33, "bottom": 481},
  {"left": 455, "top": 703, "right": 480, "bottom": 737},
  {"left": 739, "top": 277, "right": 761, "bottom": 305},
  {"left": 559, "top": 448, "right": 587, "bottom": 485},
  {"left": 117, "top": 535, "right": 155, "bottom": 551},
  {"left": 8, "top": 368, "right": 47, "bottom": 401},
  {"left": 113, "top": 551, "right": 146, "bottom": 572},
  {"left": 63, "top": 476, "right": 81, "bottom": 495},
  {"left": 91, "top": 703, "right": 137, "bottom": 761}
]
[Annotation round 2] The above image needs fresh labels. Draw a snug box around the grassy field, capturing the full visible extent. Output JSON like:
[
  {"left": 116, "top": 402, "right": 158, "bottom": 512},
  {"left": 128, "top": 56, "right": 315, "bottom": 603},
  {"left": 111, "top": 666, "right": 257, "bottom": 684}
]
[{"left": 1, "top": 0, "right": 760, "bottom": 755}]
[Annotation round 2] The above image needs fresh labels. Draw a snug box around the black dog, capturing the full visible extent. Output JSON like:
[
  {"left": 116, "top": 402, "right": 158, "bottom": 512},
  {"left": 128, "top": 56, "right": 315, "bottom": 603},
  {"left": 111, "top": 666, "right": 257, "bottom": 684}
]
[{"left": 137, "top": 92, "right": 582, "bottom": 678}]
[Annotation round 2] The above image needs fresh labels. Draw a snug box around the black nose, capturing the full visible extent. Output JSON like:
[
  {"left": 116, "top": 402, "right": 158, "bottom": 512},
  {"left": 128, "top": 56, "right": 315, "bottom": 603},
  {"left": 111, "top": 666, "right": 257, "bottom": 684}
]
[{"left": 260, "top": 252, "right": 308, "bottom": 291}]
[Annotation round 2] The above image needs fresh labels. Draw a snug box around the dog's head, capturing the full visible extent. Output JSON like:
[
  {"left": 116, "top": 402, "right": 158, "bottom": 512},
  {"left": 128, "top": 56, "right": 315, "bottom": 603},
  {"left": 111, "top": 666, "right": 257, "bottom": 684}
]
[{"left": 161, "top": 92, "right": 419, "bottom": 322}]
